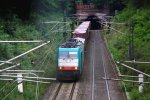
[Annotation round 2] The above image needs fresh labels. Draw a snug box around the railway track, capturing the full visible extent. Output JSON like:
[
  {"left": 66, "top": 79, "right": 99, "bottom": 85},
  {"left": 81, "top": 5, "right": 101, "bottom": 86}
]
[
  {"left": 101, "top": 37, "right": 111, "bottom": 100},
  {"left": 85, "top": 30, "right": 126, "bottom": 100},
  {"left": 92, "top": 30, "right": 112, "bottom": 100},
  {"left": 91, "top": 39, "right": 95, "bottom": 100},
  {"left": 43, "top": 30, "right": 126, "bottom": 100},
  {"left": 97, "top": 31, "right": 127, "bottom": 100},
  {"left": 101, "top": 33, "right": 127, "bottom": 100},
  {"left": 44, "top": 82, "right": 76, "bottom": 100},
  {"left": 52, "top": 83, "right": 62, "bottom": 100}
]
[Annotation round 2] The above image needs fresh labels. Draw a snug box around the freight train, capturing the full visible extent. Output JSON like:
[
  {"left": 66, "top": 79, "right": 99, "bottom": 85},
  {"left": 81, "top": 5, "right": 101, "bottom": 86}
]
[{"left": 56, "top": 21, "right": 91, "bottom": 81}]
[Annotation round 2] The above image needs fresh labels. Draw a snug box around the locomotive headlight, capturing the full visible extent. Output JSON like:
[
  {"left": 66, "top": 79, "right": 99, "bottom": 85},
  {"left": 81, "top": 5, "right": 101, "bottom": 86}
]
[{"left": 75, "top": 67, "right": 78, "bottom": 70}]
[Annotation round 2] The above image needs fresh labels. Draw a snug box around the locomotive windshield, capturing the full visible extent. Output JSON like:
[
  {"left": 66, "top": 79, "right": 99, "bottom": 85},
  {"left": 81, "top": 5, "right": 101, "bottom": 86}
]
[{"left": 59, "top": 52, "right": 78, "bottom": 59}]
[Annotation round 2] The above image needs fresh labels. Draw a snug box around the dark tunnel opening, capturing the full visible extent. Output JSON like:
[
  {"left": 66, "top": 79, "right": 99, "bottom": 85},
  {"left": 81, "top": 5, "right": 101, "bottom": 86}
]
[{"left": 85, "top": 15, "right": 101, "bottom": 30}]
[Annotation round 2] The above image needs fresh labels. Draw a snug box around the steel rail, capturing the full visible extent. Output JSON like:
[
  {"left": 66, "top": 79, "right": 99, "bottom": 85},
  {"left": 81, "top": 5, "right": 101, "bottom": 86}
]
[
  {"left": 102, "top": 53, "right": 111, "bottom": 100},
  {"left": 99, "top": 33, "right": 112, "bottom": 100},
  {"left": 102, "top": 33, "right": 123, "bottom": 99},
  {"left": 98, "top": 32, "right": 111, "bottom": 100},
  {"left": 103, "top": 37, "right": 120, "bottom": 78},
  {"left": 104, "top": 33, "right": 121, "bottom": 76},
  {"left": 68, "top": 83, "right": 76, "bottom": 100},
  {"left": 91, "top": 35, "right": 95, "bottom": 100},
  {"left": 52, "top": 83, "right": 62, "bottom": 100},
  {"left": 104, "top": 35, "right": 128, "bottom": 100}
]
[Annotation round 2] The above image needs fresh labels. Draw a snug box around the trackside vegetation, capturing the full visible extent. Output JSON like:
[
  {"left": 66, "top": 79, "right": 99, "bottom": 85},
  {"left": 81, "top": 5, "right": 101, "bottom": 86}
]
[
  {"left": 104, "top": 1, "right": 150, "bottom": 100},
  {"left": 0, "top": 0, "right": 149, "bottom": 99},
  {"left": 0, "top": 1, "right": 72, "bottom": 100}
]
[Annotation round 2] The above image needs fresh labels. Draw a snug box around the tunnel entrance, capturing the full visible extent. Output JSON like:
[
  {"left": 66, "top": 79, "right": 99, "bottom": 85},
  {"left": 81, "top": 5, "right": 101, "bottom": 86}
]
[{"left": 85, "top": 15, "right": 101, "bottom": 30}]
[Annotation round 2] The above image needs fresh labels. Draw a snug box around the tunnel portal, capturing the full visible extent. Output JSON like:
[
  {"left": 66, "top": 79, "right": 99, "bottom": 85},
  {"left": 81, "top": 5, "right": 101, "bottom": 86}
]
[{"left": 85, "top": 15, "right": 101, "bottom": 30}]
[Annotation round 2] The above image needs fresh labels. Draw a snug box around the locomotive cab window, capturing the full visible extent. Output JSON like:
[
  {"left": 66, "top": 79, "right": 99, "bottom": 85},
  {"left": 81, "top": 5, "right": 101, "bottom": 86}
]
[{"left": 59, "top": 52, "right": 78, "bottom": 59}]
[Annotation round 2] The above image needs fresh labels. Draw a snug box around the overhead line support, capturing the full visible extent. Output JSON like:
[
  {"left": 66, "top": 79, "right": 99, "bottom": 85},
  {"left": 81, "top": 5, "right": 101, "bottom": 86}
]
[
  {"left": 117, "top": 61, "right": 150, "bottom": 77},
  {"left": 123, "top": 60, "right": 150, "bottom": 64},
  {"left": 0, "top": 40, "right": 44, "bottom": 43},
  {"left": 0, "top": 63, "right": 20, "bottom": 73},
  {"left": 0, "top": 41, "right": 50, "bottom": 67}
]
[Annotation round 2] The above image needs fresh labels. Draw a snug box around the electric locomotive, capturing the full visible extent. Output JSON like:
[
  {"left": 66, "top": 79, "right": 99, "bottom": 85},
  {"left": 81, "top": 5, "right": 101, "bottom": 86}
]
[
  {"left": 57, "top": 38, "right": 85, "bottom": 81},
  {"left": 56, "top": 21, "right": 90, "bottom": 81}
]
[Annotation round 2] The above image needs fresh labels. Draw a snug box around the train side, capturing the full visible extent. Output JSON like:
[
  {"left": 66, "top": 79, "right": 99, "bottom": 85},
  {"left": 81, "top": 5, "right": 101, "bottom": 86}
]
[
  {"left": 72, "top": 21, "right": 90, "bottom": 39},
  {"left": 56, "top": 21, "right": 90, "bottom": 81}
]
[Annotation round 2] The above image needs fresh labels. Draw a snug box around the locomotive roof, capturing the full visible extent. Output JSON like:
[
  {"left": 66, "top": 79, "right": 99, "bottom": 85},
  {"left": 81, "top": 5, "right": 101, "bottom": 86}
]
[
  {"left": 72, "top": 21, "right": 90, "bottom": 34},
  {"left": 60, "top": 38, "right": 85, "bottom": 48},
  {"left": 74, "top": 37, "right": 85, "bottom": 43}
]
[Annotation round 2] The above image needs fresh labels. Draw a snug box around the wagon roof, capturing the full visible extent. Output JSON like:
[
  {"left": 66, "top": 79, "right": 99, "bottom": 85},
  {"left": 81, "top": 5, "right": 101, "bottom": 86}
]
[{"left": 72, "top": 21, "right": 90, "bottom": 34}]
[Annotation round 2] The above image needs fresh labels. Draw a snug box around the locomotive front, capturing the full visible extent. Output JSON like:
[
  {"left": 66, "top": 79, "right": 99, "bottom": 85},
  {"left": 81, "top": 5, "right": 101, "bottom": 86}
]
[{"left": 57, "top": 48, "right": 81, "bottom": 81}]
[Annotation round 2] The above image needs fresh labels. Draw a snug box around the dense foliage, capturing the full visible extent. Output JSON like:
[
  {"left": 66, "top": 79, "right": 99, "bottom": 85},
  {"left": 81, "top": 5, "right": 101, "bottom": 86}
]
[
  {"left": 105, "top": 0, "right": 150, "bottom": 100},
  {"left": 0, "top": 0, "right": 149, "bottom": 99},
  {"left": 0, "top": 0, "right": 72, "bottom": 99}
]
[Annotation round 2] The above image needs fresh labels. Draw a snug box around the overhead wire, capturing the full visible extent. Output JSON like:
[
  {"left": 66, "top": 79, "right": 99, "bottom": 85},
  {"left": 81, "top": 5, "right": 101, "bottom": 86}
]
[
  {"left": 0, "top": 80, "right": 17, "bottom": 99},
  {"left": 2, "top": 85, "right": 18, "bottom": 100},
  {"left": 0, "top": 17, "right": 74, "bottom": 99},
  {"left": 34, "top": 19, "right": 72, "bottom": 77}
]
